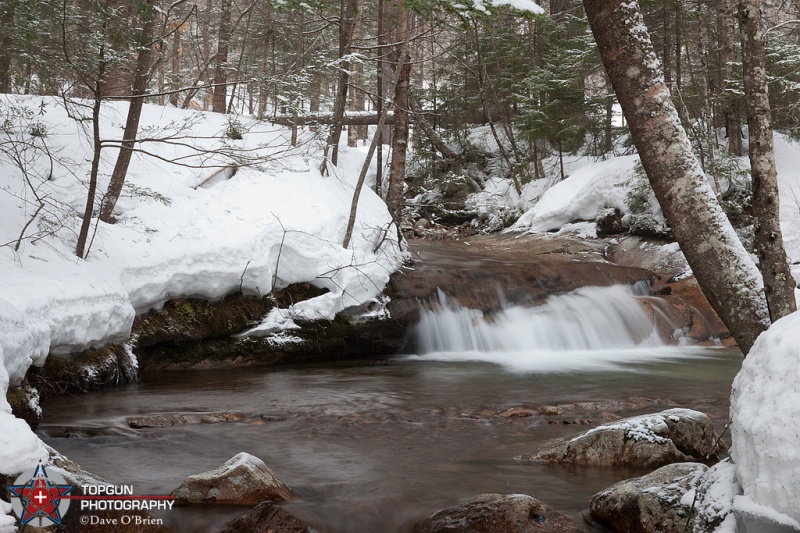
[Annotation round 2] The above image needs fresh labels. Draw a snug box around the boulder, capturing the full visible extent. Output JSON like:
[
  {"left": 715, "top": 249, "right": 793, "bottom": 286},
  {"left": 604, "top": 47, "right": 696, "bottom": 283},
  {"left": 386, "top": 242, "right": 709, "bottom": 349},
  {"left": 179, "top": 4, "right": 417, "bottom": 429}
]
[
  {"left": 517, "top": 408, "right": 721, "bottom": 468},
  {"left": 171, "top": 452, "right": 292, "bottom": 505},
  {"left": 221, "top": 501, "right": 311, "bottom": 533},
  {"left": 589, "top": 462, "right": 707, "bottom": 533},
  {"left": 414, "top": 493, "right": 586, "bottom": 533}
]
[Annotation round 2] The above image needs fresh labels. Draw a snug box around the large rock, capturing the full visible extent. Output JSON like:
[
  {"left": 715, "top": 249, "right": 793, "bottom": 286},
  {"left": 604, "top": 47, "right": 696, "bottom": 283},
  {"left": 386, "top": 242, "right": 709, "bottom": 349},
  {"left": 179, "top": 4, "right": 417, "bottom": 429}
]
[
  {"left": 171, "top": 452, "right": 292, "bottom": 505},
  {"left": 517, "top": 408, "right": 721, "bottom": 467},
  {"left": 221, "top": 501, "right": 311, "bottom": 533},
  {"left": 589, "top": 462, "right": 707, "bottom": 533},
  {"left": 414, "top": 493, "right": 586, "bottom": 533}
]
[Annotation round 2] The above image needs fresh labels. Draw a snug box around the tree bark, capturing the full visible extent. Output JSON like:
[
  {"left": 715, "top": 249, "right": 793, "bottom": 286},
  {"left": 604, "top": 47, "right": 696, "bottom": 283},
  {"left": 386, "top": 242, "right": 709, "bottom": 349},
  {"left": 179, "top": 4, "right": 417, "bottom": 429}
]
[
  {"left": 0, "top": 0, "right": 16, "bottom": 93},
  {"left": 348, "top": 0, "right": 364, "bottom": 148},
  {"left": 739, "top": 0, "right": 797, "bottom": 321},
  {"left": 583, "top": 0, "right": 769, "bottom": 354},
  {"left": 320, "top": 0, "right": 359, "bottom": 174},
  {"left": 386, "top": 0, "right": 411, "bottom": 227},
  {"left": 721, "top": 0, "right": 743, "bottom": 155},
  {"left": 100, "top": 0, "right": 159, "bottom": 223},
  {"left": 212, "top": 0, "right": 232, "bottom": 113}
]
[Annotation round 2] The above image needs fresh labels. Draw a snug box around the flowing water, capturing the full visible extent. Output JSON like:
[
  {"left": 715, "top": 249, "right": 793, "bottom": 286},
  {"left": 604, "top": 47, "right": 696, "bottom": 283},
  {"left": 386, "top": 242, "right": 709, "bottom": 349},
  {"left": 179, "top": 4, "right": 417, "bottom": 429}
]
[{"left": 39, "top": 286, "right": 742, "bottom": 532}]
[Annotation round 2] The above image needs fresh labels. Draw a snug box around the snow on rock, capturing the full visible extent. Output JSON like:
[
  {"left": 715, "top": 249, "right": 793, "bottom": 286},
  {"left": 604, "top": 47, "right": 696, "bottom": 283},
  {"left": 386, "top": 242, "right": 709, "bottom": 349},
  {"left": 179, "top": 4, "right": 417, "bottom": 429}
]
[
  {"left": 171, "top": 452, "right": 293, "bottom": 505},
  {"left": 685, "top": 460, "right": 741, "bottom": 533},
  {"left": 731, "top": 311, "right": 800, "bottom": 526},
  {"left": 510, "top": 155, "right": 657, "bottom": 233},
  {"left": 520, "top": 408, "right": 719, "bottom": 467}
]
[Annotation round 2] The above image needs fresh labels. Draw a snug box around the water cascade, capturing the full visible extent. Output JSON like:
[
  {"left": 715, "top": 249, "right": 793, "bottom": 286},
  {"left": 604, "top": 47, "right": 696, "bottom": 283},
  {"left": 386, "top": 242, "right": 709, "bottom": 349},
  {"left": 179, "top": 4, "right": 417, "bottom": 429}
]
[{"left": 411, "top": 284, "right": 700, "bottom": 371}]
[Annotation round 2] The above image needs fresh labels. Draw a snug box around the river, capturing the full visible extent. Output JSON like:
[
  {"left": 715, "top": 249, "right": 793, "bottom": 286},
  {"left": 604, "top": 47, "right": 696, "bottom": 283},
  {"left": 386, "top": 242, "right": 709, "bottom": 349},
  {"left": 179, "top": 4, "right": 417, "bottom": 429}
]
[{"left": 39, "top": 346, "right": 740, "bottom": 532}]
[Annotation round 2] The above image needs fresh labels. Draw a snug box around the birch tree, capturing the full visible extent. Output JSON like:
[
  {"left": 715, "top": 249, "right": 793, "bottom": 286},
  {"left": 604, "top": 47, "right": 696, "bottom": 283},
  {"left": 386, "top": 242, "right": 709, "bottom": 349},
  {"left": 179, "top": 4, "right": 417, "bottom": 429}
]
[{"left": 583, "top": 0, "right": 770, "bottom": 354}]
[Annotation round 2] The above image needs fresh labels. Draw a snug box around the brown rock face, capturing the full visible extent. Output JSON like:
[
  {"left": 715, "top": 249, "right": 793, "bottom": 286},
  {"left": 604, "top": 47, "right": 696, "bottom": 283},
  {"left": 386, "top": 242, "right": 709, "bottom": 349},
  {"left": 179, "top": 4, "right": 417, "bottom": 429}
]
[
  {"left": 221, "top": 501, "right": 311, "bottom": 533},
  {"left": 414, "top": 493, "right": 587, "bottom": 533},
  {"left": 589, "top": 462, "right": 708, "bottom": 533},
  {"left": 171, "top": 453, "right": 292, "bottom": 505},
  {"left": 517, "top": 409, "right": 722, "bottom": 468}
]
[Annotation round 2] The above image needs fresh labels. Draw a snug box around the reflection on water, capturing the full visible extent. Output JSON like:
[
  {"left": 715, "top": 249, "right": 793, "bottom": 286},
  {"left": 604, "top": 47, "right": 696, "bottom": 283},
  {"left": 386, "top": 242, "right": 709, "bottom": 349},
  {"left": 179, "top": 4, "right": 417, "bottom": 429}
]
[{"left": 39, "top": 351, "right": 741, "bottom": 532}]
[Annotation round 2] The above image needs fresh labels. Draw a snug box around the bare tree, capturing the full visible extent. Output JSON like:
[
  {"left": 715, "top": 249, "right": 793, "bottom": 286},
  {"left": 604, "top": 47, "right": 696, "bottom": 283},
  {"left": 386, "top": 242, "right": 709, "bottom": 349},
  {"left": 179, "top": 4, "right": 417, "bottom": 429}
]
[{"left": 100, "top": 0, "right": 160, "bottom": 223}]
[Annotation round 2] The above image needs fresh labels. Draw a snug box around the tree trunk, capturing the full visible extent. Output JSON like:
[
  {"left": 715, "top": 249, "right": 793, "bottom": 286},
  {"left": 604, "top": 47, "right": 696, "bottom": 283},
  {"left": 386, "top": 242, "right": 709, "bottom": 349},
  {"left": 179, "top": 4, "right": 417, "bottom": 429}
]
[
  {"left": 386, "top": 0, "right": 411, "bottom": 227},
  {"left": 169, "top": 20, "right": 182, "bottom": 107},
  {"left": 99, "top": 0, "right": 158, "bottom": 224},
  {"left": 583, "top": 0, "right": 769, "bottom": 354},
  {"left": 721, "top": 0, "right": 743, "bottom": 155},
  {"left": 76, "top": 57, "right": 107, "bottom": 259},
  {"left": 739, "top": 0, "right": 797, "bottom": 321},
  {"left": 212, "top": 0, "right": 232, "bottom": 113},
  {"left": 0, "top": 0, "right": 16, "bottom": 93},
  {"left": 348, "top": 0, "right": 364, "bottom": 148},
  {"left": 320, "top": 0, "right": 359, "bottom": 175}
]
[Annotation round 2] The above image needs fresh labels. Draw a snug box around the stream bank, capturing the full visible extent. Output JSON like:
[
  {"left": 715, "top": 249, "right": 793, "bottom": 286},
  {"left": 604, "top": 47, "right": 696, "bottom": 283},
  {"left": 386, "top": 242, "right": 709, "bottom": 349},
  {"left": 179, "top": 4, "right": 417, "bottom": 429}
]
[{"left": 11, "top": 233, "right": 731, "bottom": 429}]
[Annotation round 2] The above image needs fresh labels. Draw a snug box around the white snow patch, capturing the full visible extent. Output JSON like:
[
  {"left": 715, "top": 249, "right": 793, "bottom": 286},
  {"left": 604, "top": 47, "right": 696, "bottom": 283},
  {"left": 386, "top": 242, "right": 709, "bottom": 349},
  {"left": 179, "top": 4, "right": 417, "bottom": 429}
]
[
  {"left": 731, "top": 311, "right": 800, "bottom": 525},
  {"left": 576, "top": 408, "right": 705, "bottom": 444},
  {"left": 511, "top": 155, "right": 646, "bottom": 232}
]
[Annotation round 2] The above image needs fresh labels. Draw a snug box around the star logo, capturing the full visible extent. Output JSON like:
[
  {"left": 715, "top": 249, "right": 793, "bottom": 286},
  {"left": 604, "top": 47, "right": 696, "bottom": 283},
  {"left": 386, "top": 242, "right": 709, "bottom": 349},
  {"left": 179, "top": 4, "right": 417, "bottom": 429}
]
[{"left": 9, "top": 464, "right": 72, "bottom": 526}]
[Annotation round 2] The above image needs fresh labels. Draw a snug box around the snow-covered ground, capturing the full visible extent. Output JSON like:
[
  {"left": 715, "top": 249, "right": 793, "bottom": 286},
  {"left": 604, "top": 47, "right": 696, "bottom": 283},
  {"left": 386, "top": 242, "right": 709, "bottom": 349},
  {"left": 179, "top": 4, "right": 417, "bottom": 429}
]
[{"left": 0, "top": 94, "right": 403, "bottom": 528}]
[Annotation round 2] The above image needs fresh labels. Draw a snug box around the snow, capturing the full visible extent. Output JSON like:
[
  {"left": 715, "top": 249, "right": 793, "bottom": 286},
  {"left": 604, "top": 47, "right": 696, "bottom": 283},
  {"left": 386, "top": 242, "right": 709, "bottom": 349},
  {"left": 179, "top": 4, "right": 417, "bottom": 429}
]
[
  {"left": 0, "top": 94, "right": 403, "bottom": 523},
  {"left": 576, "top": 408, "right": 704, "bottom": 445},
  {"left": 685, "top": 460, "right": 740, "bottom": 533},
  {"left": 730, "top": 311, "right": 800, "bottom": 526},
  {"left": 509, "top": 155, "right": 656, "bottom": 232}
]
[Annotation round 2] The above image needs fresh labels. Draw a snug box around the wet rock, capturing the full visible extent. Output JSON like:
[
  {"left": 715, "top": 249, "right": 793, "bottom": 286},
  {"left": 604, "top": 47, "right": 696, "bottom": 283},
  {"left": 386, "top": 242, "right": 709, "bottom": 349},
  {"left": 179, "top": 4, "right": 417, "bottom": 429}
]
[
  {"left": 414, "top": 493, "right": 586, "bottom": 533},
  {"left": 589, "top": 462, "right": 707, "bottom": 533},
  {"left": 498, "top": 407, "right": 535, "bottom": 418},
  {"left": 171, "top": 452, "right": 292, "bottom": 505},
  {"left": 27, "top": 344, "right": 139, "bottom": 402},
  {"left": 537, "top": 405, "right": 563, "bottom": 416},
  {"left": 7, "top": 382, "right": 42, "bottom": 430},
  {"left": 595, "top": 207, "right": 625, "bottom": 235},
  {"left": 517, "top": 408, "right": 721, "bottom": 467},
  {"left": 221, "top": 501, "right": 311, "bottom": 533},
  {"left": 127, "top": 412, "right": 245, "bottom": 428}
]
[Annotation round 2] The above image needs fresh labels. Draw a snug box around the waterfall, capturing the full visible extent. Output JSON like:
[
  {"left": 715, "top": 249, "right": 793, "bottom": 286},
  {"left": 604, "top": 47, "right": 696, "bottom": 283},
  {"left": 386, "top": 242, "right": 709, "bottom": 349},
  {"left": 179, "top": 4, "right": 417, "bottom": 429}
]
[{"left": 409, "top": 285, "right": 703, "bottom": 371}]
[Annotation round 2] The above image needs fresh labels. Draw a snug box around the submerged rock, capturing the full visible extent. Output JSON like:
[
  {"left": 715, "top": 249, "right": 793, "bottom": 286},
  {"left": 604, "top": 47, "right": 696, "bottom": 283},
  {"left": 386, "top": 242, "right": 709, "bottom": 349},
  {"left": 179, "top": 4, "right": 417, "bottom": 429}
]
[
  {"left": 221, "top": 501, "right": 311, "bottom": 533},
  {"left": 589, "top": 462, "right": 707, "bottom": 533},
  {"left": 171, "top": 452, "right": 292, "bottom": 505},
  {"left": 517, "top": 408, "right": 721, "bottom": 467},
  {"left": 414, "top": 493, "right": 586, "bottom": 533},
  {"left": 127, "top": 411, "right": 245, "bottom": 428}
]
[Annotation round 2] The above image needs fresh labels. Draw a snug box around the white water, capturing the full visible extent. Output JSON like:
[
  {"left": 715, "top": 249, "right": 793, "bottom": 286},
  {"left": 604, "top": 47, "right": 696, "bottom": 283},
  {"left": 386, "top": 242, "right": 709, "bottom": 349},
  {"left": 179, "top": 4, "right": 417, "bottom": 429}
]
[{"left": 410, "top": 284, "right": 711, "bottom": 372}]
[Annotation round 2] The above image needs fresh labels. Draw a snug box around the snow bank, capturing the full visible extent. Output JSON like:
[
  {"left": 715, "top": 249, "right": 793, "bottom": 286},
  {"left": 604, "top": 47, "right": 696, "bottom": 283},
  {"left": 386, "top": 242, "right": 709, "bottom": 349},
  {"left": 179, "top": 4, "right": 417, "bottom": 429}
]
[
  {"left": 0, "top": 95, "right": 403, "bottom": 489},
  {"left": 510, "top": 155, "right": 651, "bottom": 232},
  {"left": 730, "top": 311, "right": 800, "bottom": 526}
]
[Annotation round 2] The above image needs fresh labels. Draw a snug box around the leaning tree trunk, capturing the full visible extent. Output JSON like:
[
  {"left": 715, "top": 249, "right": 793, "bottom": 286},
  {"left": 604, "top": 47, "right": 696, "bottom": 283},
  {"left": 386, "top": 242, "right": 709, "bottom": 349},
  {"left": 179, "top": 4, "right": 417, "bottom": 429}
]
[
  {"left": 100, "top": 0, "right": 158, "bottom": 223},
  {"left": 739, "top": 0, "right": 797, "bottom": 321},
  {"left": 583, "top": 0, "right": 769, "bottom": 354}
]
